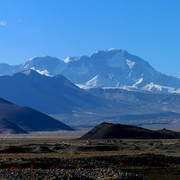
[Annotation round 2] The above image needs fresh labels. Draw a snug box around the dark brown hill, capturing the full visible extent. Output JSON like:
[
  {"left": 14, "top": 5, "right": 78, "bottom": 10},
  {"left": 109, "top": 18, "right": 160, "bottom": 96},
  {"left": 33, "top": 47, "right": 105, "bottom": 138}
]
[
  {"left": 0, "top": 98, "right": 73, "bottom": 134},
  {"left": 80, "top": 122, "right": 180, "bottom": 139}
]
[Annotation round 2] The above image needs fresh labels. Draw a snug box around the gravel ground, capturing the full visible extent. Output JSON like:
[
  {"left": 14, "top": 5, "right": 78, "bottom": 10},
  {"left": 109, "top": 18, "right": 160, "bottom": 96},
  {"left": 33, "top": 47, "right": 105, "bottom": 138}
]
[
  {"left": 0, "top": 168, "right": 144, "bottom": 180},
  {"left": 0, "top": 154, "right": 179, "bottom": 180},
  {"left": 0, "top": 141, "right": 179, "bottom": 179}
]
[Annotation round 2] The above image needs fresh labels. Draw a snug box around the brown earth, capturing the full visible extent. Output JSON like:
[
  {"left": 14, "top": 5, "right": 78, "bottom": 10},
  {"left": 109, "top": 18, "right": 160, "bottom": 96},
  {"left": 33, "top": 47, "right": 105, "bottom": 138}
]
[{"left": 0, "top": 132, "right": 179, "bottom": 180}]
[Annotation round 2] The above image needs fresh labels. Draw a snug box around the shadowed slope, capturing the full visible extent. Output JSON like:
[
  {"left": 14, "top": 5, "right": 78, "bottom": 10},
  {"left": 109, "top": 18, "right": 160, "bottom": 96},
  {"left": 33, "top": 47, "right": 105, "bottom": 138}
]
[
  {"left": 0, "top": 119, "right": 28, "bottom": 134},
  {"left": 0, "top": 70, "right": 103, "bottom": 114},
  {"left": 0, "top": 98, "right": 73, "bottom": 133}
]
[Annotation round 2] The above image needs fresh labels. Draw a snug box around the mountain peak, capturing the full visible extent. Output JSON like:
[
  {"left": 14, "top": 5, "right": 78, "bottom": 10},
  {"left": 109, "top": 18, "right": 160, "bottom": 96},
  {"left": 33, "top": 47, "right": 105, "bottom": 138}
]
[
  {"left": 14, "top": 69, "right": 43, "bottom": 78},
  {"left": 27, "top": 56, "right": 61, "bottom": 63},
  {"left": 107, "top": 48, "right": 117, "bottom": 51},
  {"left": 106, "top": 48, "right": 128, "bottom": 53},
  {"left": 0, "top": 49, "right": 179, "bottom": 94},
  {"left": 94, "top": 48, "right": 123, "bottom": 54},
  {"left": 15, "top": 68, "right": 56, "bottom": 79},
  {"left": 22, "top": 56, "right": 66, "bottom": 75},
  {"left": 23, "top": 56, "right": 63, "bottom": 69}
]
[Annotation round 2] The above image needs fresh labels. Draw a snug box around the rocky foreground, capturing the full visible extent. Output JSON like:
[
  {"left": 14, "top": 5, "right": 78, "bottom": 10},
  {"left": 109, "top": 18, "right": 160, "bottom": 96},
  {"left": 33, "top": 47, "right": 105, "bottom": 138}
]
[
  {"left": 0, "top": 140, "right": 179, "bottom": 180},
  {"left": 0, "top": 167, "right": 143, "bottom": 180}
]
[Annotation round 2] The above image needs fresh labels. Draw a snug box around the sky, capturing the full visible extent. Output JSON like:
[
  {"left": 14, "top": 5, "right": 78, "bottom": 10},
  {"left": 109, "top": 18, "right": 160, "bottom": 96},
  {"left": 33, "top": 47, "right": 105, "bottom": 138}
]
[{"left": 0, "top": 0, "right": 180, "bottom": 77}]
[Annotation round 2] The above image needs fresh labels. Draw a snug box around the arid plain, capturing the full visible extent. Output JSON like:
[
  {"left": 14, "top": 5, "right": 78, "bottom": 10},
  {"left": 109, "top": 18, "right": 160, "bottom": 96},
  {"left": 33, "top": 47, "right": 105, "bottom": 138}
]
[{"left": 0, "top": 130, "right": 179, "bottom": 180}]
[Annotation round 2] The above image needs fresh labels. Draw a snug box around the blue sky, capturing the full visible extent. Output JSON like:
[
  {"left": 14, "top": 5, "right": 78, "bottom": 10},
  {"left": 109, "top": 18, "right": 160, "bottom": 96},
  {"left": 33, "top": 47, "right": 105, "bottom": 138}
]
[{"left": 0, "top": 0, "right": 180, "bottom": 77}]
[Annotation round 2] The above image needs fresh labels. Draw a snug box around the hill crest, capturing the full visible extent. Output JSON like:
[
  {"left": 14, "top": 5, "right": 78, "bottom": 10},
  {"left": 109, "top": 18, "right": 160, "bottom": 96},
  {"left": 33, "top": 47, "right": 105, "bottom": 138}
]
[{"left": 80, "top": 122, "right": 180, "bottom": 139}]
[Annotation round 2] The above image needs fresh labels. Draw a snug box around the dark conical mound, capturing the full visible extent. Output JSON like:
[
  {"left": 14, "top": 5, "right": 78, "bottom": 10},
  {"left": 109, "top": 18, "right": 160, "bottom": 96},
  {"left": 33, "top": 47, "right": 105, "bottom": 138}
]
[{"left": 80, "top": 122, "right": 180, "bottom": 139}]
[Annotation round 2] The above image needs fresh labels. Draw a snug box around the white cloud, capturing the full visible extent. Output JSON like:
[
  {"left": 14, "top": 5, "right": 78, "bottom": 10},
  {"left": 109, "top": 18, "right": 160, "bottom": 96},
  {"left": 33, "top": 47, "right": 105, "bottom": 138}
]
[{"left": 0, "top": 20, "right": 7, "bottom": 27}]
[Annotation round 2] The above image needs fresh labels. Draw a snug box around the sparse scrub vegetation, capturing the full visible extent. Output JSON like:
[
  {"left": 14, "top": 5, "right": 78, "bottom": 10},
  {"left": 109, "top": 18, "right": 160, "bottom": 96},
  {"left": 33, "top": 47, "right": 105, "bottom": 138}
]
[{"left": 0, "top": 136, "right": 179, "bottom": 179}]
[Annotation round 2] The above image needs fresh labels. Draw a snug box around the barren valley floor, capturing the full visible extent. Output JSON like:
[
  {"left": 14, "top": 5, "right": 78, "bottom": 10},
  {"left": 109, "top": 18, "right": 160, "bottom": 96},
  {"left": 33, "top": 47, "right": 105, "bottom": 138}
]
[{"left": 0, "top": 131, "right": 179, "bottom": 180}]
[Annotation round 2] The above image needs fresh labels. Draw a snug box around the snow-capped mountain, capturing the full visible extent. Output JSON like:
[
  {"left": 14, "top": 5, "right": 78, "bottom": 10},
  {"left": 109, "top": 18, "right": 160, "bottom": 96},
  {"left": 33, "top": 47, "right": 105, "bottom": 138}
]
[
  {"left": 0, "top": 69, "right": 179, "bottom": 129},
  {"left": 22, "top": 56, "right": 66, "bottom": 75},
  {"left": 61, "top": 49, "right": 180, "bottom": 93},
  {"left": 0, "top": 49, "right": 180, "bottom": 94}
]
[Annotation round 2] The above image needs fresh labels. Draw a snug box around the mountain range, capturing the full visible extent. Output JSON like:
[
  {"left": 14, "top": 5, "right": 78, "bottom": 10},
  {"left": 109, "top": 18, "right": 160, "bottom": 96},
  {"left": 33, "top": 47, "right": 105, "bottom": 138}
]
[
  {"left": 0, "top": 49, "right": 180, "bottom": 94},
  {"left": 0, "top": 69, "right": 105, "bottom": 114},
  {"left": 0, "top": 49, "right": 180, "bottom": 130},
  {"left": 0, "top": 69, "right": 179, "bottom": 129}
]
